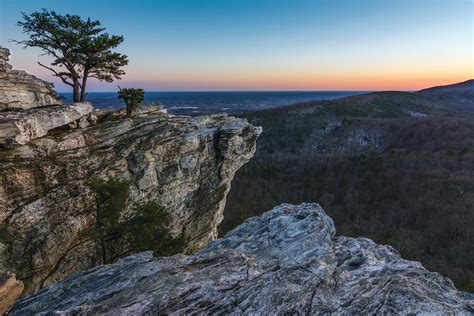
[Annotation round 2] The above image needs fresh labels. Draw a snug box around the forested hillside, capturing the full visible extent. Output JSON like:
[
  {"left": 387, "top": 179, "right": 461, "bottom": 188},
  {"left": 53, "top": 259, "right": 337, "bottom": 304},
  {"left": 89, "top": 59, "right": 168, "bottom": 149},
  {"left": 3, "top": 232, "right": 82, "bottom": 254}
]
[{"left": 221, "top": 88, "right": 474, "bottom": 291}]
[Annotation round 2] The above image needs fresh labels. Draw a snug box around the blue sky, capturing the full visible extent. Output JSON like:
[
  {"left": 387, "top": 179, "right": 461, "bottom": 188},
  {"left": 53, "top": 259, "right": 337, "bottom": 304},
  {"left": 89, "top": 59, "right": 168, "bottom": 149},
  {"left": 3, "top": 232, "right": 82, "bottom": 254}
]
[{"left": 0, "top": 0, "right": 472, "bottom": 92}]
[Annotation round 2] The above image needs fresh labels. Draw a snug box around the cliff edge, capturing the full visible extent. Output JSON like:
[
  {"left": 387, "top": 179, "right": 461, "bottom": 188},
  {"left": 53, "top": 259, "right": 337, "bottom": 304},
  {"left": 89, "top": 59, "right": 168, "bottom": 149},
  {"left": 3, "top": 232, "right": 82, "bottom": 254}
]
[
  {"left": 0, "top": 110, "right": 261, "bottom": 294},
  {"left": 0, "top": 48, "right": 261, "bottom": 301}
]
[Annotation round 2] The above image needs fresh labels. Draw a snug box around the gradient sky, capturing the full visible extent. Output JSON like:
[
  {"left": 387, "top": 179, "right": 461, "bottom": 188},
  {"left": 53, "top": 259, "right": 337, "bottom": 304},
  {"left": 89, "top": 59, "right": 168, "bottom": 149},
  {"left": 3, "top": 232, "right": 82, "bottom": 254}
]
[{"left": 0, "top": 0, "right": 473, "bottom": 92}]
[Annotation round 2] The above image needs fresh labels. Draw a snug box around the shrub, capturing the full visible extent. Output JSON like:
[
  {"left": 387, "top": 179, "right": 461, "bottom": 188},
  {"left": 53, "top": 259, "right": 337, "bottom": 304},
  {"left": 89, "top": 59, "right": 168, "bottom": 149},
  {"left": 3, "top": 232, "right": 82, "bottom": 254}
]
[
  {"left": 0, "top": 225, "right": 11, "bottom": 244},
  {"left": 118, "top": 87, "right": 145, "bottom": 117},
  {"left": 85, "top": 179, "right": 184, "bottom": 261},
  {"left": 89, "top": 179, "right": 129, "bottom": 232},
  {"left": 85, "top": 179, "right": 130, "bottom": 262},
  {"left": 125, "top": 202, "right": 185, "bottom": 256}
]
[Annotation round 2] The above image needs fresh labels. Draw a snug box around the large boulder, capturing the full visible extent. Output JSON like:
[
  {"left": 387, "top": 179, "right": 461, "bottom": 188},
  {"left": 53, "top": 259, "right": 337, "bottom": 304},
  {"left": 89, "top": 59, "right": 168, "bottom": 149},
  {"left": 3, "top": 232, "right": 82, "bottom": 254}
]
[
  {"left": 12, "top": 203, "right": 474, "bottom": 314},
  {"left": 0, "top": 47, "right": 62, "bottom": 111},
  {"left": 0, "top": 111, "right": 261, "bottom": 294}
]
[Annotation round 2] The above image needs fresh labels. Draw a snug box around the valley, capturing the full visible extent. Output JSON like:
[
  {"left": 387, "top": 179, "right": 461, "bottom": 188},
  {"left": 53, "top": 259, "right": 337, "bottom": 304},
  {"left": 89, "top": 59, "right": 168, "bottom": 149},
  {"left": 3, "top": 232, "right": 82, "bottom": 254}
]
[{"left": 223, "top": 81, "right": 474, "bottom": 291}]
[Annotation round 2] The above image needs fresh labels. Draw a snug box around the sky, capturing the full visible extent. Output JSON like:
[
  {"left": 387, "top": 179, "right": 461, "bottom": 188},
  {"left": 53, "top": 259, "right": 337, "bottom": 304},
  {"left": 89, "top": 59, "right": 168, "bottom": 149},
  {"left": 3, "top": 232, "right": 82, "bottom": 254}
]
[{"left": 0, "top": 0, "right": 473, "bottom": 92}]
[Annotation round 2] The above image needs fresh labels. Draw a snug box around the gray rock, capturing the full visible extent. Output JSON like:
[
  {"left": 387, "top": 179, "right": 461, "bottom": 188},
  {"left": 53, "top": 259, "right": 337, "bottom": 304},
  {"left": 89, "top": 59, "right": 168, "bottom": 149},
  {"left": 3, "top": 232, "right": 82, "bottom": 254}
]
[
  {"left": 12, "top": 203, "right": 474, "bottom": 315},
  {"left": 0, "top": 102, "right": 93, "bottom": 146},
  {"left": 0, "top": 47, "right": 62, "bottom": 110},
  {"left": 0, "top": 111, "right": 261, "bottom": 294}
]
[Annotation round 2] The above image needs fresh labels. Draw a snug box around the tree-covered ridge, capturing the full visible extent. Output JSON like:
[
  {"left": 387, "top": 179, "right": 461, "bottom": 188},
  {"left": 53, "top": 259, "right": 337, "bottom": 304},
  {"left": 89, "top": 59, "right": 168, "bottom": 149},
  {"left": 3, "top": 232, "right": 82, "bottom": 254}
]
[{"left": 222, "top": 91, "right": 474, "bottom": 292}]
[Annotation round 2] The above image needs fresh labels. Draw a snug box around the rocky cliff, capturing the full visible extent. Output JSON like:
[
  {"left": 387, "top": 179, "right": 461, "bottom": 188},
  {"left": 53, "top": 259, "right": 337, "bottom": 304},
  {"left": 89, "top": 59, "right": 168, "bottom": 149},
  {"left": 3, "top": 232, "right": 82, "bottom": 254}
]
[
  {"left": 0, "top": 273, "right": 23, "bottom": 314},
  {"left": 12, "top": 203, "right": 473, "bottom": 314},
  {"left": 0, "top": 110, "right": 260, "bottom": 294},
  {"left": 0, "top": 48, "right": 261, "bottom": 301},
  {"left": 0, "top": 102, "right": 94, "bottom": 146},
  {"left": 0, "top": 47, "right": 61, "bottom": 111},
  {"left": 0, "top": 47, "right": 94, "bottom": 147}
]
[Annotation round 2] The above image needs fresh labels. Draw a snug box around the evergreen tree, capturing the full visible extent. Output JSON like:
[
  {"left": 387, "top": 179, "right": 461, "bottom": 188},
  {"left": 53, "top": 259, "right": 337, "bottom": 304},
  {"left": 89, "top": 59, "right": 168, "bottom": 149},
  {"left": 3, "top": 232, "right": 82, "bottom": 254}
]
[{"left": 15, "top": 9, "right": 128, "bottom": 102}]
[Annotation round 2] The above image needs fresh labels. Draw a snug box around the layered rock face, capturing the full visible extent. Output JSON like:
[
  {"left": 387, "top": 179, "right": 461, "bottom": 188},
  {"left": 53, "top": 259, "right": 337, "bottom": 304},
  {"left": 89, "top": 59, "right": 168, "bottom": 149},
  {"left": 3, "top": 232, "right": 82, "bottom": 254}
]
[
  {"left": 12, "top": 203, "right": 473, "bottom": 314},
  {"left": 0, "top": 110, "right": 260, "bottom": 294},
  {"left": 0, "top": 47, "right": 61, "bottom": 111},
  {"left": 0, "top": 102, "right": 93, "bottom": 146},
  {"left": 0, "top": 47, "right": 95, "bottom": 147},
  {"left": 0, "top": 47, "right": 261, "bottom": 300}
]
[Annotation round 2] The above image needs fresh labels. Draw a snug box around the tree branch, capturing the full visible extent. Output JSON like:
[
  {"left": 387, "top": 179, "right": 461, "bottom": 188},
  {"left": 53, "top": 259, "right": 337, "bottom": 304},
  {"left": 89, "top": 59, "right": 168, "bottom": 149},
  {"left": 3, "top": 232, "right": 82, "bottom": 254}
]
[{"left": 38, "top": 61, "right": 74, "bottom": 87}]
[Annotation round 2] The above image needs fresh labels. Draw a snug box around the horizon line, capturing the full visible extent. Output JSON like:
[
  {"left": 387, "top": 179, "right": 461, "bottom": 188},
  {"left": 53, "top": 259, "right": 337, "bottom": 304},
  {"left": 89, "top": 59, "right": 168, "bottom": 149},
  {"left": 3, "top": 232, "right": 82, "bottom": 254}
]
[{"left": 57, "top": 89, "right": 415, "bottom": 94}]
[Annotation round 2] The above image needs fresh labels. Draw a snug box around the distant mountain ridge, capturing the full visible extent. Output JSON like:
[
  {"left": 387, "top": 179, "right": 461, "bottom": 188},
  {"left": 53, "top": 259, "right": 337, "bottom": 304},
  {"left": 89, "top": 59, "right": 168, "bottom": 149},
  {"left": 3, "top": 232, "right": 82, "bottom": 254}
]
[
  {"left": 223, "top": 78, "right": 474, "bottom": 292},
  {"left": 418, "top": 79, "right": 474, "bottom": 93},
  {"left": 249, "top": 79, "right": 474, "bottom": 116},
  {"left": 416, "top": 79, "right": 474, "bottom": 111}
]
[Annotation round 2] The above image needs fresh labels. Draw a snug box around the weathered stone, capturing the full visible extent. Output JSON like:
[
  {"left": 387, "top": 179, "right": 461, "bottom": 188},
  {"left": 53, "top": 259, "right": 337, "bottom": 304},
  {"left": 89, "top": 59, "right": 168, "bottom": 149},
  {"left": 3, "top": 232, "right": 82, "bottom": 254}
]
[
  {"left": 0, "top": 111, "right": 261, "bottom": 294},
  {"left": 11, "top": 203, "right": 473, "bottom": 315},
  {"left": 0, "top": 273, "right": 24, "bottom": 315},
  {"left": 0, "top": 47, "right": 62, "bottom": 111},
  {"left": 0, "top": 102, "right": 94, "bottom": 146}
]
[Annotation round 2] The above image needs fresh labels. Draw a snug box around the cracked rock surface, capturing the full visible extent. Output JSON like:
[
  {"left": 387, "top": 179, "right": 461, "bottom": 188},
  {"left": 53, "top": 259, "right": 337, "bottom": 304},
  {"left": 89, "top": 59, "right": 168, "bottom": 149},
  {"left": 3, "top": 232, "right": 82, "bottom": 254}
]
[
  {"left": 0, "top": 111, "right": 260, "bottom": 294},
  {"left": 0, "top": 102, "right": 93, "bottom": 146},
  {"left": 12, "top": 203, "right": 474, "bottom": 315}
]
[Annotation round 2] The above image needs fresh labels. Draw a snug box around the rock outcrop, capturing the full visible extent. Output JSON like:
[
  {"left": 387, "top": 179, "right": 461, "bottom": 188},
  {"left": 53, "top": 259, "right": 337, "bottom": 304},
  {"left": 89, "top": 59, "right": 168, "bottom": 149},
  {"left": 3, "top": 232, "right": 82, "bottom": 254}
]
[
  {"left": 0, "top": 102, "right": 93, "bottom": 146},
  {"left": 0, "top": 47, "right": 61, "bottom": 111},
  {"left": 12, "top": 203, "right": 473, "bottom": 314},
  {"left": 0, "top": 47, "right": 261, "bottom": 298},
  {"left": 0, "top": 47, "right": 94, "bottom": 147},
  {"left": 0, "top": 110, "right": 261, "bottom": 294}
]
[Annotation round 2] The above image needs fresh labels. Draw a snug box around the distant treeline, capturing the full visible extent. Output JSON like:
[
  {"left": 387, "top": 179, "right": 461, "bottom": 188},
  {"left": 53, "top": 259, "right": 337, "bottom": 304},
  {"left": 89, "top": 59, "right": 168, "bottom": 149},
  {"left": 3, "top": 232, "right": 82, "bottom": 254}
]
[{"left": 221, "top": 91, "right": 474, "bottom": 292}]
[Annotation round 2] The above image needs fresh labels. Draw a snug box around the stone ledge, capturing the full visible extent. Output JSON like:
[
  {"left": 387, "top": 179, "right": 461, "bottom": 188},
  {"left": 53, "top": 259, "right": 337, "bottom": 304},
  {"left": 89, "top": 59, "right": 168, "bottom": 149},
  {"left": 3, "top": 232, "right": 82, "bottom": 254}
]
[{"left": 0, "top": 102, "right": 94, "bottom": 146}]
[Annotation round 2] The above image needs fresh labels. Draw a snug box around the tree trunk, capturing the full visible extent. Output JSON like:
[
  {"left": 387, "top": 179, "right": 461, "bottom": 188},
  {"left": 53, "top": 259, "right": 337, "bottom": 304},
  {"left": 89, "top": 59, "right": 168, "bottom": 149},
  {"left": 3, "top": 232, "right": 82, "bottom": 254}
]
[
  {"left": 80, "top": 72, "right": 88, "bottom": 102},
  {"left": 72, "top": 80, "right": 80, "bottom": 103}
]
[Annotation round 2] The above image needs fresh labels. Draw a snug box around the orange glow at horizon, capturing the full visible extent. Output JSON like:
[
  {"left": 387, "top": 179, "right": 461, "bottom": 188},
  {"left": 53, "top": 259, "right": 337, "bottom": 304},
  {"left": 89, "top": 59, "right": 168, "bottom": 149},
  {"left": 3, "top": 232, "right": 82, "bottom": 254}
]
[
  {"left": 106, "top": 56, "right": 473, "bottom": 91},
  {"left": 116, "top": 68, "right": 472, "bottom": 91},
  {"left": 28, "top": 60, "right": 472, "bottom": 91},
  {"left": 3, "top": 0, "right": 472, "bottom": 92}
]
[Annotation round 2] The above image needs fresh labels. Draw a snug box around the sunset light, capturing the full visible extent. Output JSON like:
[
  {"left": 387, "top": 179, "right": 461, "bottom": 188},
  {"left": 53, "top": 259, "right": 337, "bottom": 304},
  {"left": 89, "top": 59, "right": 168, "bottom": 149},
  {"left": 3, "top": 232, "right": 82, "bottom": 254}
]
[{"left": 1, "top": 0, "right": 472, "bottom": 91}]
